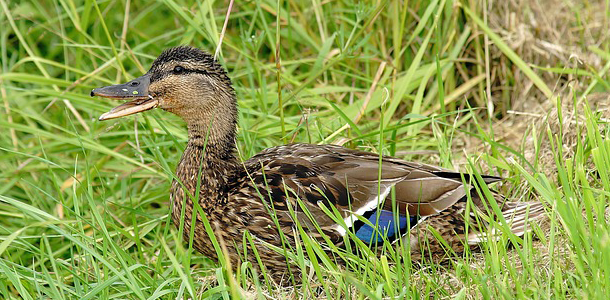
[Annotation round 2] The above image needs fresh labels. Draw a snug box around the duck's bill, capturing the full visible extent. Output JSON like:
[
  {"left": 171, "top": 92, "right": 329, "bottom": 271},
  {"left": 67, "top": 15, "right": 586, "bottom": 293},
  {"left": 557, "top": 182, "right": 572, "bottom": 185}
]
[{"left": 91, "top": 74, "right": 158, "bottom": 121}]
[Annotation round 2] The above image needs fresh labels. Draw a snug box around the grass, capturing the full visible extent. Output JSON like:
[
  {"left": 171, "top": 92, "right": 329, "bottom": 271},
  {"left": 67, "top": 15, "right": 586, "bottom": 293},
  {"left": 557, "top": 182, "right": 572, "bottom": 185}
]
[{"left": 1, "top": 0, "right": 609, "bottom": 298}]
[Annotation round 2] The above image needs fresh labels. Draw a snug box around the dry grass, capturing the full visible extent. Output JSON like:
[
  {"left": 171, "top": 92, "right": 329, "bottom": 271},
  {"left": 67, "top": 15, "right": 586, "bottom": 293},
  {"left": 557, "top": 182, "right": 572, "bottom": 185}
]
[
  {"left": 488, "top": 0, "right": 608, "bottom": 109},
  {"left": 458, "top": 0, "right": 609, "bottom": 175}
]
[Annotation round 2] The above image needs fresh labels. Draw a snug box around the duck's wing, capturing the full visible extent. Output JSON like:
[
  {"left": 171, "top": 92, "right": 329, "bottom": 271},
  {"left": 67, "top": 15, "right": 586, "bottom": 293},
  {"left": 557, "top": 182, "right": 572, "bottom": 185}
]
[{"left": 244, "top": 144, "right": 501, "bottom": 243}]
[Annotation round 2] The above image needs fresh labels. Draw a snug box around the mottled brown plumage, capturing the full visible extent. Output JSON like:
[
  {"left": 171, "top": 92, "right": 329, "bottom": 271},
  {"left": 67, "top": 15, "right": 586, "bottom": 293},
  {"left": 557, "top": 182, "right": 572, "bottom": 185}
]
[{"left": 91, "top": 46, "right": 546, "bottom": 284}]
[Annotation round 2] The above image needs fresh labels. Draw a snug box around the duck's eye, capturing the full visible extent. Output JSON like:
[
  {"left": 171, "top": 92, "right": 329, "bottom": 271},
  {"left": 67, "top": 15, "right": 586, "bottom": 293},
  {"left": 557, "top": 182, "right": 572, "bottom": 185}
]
[{"left": 173, "top": 66, "right": 185, "bottom": 74}]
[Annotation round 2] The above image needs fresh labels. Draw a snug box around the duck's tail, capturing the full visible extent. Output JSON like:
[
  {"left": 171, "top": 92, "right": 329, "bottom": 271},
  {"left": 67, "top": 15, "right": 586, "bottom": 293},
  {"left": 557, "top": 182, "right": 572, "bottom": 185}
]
[{"left": 467, "top": 200, "right": 547, "bottom": 245}]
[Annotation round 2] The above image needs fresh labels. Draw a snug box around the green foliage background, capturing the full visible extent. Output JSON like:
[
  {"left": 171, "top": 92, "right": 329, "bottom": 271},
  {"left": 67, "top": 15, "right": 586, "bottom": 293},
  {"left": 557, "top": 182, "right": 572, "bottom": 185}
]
[{"left": 1, "top": 0, "right": 609, "bottom": 298}]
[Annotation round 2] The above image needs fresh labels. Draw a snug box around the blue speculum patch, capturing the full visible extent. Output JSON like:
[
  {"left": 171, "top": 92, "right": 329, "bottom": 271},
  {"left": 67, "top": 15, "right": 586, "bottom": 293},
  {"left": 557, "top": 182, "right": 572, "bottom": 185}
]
[{"left": 353, "top": 210, "right": 418, "bottom": 244}]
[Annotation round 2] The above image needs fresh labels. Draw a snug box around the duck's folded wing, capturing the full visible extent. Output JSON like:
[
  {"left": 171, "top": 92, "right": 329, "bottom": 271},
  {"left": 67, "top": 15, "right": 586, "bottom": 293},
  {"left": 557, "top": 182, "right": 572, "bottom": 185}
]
[
  {"left": 325, "top": 158, "right": 472, "bottom": 216},
  {"left": 247, "top": 148, "right": 500, "bottom": 241}
]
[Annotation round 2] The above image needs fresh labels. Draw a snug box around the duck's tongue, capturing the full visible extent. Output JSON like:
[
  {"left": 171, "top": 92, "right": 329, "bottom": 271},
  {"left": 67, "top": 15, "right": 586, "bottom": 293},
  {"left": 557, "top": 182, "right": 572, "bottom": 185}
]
[{"left": 91, "top": 73, "right": 158, "bottom": 121}]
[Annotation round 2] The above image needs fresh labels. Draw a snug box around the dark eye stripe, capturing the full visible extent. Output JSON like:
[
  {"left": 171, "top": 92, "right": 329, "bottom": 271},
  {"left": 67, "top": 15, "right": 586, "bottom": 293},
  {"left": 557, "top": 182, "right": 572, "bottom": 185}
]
[
  {"left": 175, "top": 68, "right": 209, "bottom": 76},
  {"left": 149, "top": 66, "right": 210, "bottom": 83}
]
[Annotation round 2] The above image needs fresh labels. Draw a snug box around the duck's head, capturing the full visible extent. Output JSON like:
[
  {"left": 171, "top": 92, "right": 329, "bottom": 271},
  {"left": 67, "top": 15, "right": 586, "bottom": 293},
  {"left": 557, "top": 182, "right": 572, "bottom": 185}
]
[{"left": 92, "top": 46, "right": 236, "bottom": 125}]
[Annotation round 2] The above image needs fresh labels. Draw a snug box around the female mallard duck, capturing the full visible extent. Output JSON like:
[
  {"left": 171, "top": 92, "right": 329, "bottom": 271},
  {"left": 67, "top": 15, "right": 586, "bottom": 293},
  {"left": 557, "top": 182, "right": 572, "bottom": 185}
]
[{"left": 91, "top": 46, "right": 545, "bottom": 282}]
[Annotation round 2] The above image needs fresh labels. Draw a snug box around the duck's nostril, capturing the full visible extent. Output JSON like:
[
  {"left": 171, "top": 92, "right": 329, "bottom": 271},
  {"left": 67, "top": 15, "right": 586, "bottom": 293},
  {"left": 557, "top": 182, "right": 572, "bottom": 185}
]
[{"left": 130, "top": 81, "right": 139, "bottom": 87}]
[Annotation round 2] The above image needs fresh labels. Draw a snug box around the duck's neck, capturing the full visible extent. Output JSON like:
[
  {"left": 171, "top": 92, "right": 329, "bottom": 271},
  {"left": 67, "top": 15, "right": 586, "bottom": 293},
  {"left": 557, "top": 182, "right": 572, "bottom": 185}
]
[
  {"left": 174, "top": 100, "right": 239, "bottom": 205},
  {"left": 186, "top": 121, "right": 237, "bottom": 161}
]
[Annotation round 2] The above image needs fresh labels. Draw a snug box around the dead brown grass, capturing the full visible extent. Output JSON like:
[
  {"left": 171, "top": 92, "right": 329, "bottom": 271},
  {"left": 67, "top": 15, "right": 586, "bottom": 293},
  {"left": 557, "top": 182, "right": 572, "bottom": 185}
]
[
  {"left": 457, "top": 0, "right": 610, "bottom": 177},
  {"left": 487, "top": 0, "right": 608, "bottom": 111}
]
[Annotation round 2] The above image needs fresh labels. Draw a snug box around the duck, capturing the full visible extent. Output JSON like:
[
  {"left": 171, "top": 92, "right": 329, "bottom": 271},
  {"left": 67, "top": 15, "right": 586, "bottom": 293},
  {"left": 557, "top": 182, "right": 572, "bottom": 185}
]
[{"left": 91, "top": 46, "right": 546, "bottom": 283}]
